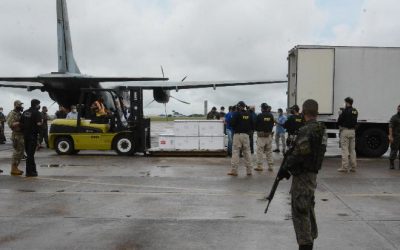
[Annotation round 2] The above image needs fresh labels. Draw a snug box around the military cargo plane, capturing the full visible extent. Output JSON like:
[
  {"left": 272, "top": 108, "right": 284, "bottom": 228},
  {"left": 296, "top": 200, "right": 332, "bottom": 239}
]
[{"left": 0, "top": 0, "right": 286, "bottom": 108}]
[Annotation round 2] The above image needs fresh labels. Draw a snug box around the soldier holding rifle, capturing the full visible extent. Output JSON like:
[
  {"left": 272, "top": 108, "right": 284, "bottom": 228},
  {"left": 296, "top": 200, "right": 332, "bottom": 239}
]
[{"left": 265, "top": 99, "right": 327, "bottom": 250}]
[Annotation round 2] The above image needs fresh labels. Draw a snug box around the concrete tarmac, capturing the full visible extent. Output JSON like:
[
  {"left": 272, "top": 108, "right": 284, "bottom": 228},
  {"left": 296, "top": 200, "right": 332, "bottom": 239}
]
[{"left": 0, "top": 145, "right": 399, "bottom": 250}]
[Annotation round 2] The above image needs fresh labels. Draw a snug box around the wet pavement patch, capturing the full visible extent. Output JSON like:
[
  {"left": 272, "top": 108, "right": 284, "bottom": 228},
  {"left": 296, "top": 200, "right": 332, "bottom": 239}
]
[
  {"left": 40, "top": 164, "right": 92, "bottom": 168},
  {"left": 139, "top": 171, "right": 151, "bottom": 177},
  {"left": 232, "top": 215, "right": 246, "bottom": 219},
  {"left": 17, "top": 189, "right": 35, "bottom": 193},
  {"left": 41, "top": 164, "right": 65, "bottom": 168}
]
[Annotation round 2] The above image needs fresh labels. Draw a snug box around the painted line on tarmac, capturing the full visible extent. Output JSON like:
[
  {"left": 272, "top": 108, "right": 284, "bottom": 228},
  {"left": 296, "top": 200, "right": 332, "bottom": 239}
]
[{"left": 35, "top": 177, "right": 264, "bottom": 197}]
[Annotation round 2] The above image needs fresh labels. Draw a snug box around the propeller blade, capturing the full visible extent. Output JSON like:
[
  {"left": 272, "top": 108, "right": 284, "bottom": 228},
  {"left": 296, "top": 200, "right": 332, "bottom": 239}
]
[
  {"left": 164, "top": 104, "right": 168, "bottom": 121},
  {"left": 160, "top": 66, "right": 165, "bottom": 79},
  {"left": 170, "top": 96, "right": 191, "bottom": 105},
  {"left": 144, "top": 99, "right": 156, "bottom": 108}
]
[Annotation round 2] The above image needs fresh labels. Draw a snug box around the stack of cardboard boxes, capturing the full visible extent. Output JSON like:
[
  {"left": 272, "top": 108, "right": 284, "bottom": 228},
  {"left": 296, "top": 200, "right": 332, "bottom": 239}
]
[{"left": 158, "top": 120, "right": 225, "bottom": 151}]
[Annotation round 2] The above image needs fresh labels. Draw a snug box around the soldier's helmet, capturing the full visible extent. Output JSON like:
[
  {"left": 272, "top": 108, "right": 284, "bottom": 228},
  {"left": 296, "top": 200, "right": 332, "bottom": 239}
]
[
  {"left": 14, "top": 100, "right": 23, "bottom": 107},
  {"left": 237, "top": 101, "right": 246, "bottom": 108}
]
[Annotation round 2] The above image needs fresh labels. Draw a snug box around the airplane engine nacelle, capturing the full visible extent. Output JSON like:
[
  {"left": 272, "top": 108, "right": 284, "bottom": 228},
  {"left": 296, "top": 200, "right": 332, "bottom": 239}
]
[{"left": 153, "top": 88, "right": 170, "bottom": 104}]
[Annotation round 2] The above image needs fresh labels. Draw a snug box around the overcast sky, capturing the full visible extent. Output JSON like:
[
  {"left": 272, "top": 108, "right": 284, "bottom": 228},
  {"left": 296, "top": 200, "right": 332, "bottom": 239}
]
[{"left": 0, "top": 0, "right": 399, "bottom": 116}]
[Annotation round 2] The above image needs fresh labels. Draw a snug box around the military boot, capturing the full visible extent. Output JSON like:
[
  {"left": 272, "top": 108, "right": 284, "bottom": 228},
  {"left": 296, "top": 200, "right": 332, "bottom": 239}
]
[
  {"left": 390, "top": 160, "right": 395, "bottom": 169},
  {"left": 299, "top": 244, "right": 313, "bottom": 250},
  {"left": 10, "top": 164, "right": 24, "bottom": 176}
]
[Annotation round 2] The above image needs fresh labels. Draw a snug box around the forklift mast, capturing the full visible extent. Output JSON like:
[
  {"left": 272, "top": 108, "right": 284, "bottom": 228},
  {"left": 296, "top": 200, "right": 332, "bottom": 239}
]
[{"left": 127, "top": 88, "right": 151, "bottom": 153}]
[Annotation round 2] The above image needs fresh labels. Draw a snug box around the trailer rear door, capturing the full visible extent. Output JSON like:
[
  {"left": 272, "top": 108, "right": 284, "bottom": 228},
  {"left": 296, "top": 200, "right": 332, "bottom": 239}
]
[{"left": 295, "top": 48, "right": 335, "bottom": 114}]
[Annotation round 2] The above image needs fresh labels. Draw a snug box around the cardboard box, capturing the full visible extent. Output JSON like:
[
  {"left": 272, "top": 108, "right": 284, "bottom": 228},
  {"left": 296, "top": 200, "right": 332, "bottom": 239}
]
[
  {"left": 174, "top": 120, "right": 199, "bottom": 136},
  {"left": 158, "top": 134, "right": 175, "bottom": 149},
  {"left": 175, "top": 137, "right": 199, "bottom": 150},
  {"left": 198, "top": 120, "right": 224, "bottom": 136},
  {"left": 199, "top": 136, "right": 225, "bottom": 150}
]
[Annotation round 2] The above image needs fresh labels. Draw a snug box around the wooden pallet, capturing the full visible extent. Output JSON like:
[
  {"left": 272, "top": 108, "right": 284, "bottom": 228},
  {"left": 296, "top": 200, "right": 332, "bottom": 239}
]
[{"left": 148, "top": 150, "right": 227, "bottom": 157}]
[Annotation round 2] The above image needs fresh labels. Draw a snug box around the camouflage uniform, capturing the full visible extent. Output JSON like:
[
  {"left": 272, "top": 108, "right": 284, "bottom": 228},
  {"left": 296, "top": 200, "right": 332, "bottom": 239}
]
[
  {"left": 282, "top": 120, "right": 327, "bottom": 246},
  {"left": 0, "top": 111, "right": 6, "bottom": 143},
  {"left": 7, "top": 110, "right": 24, "bottom": 166}
]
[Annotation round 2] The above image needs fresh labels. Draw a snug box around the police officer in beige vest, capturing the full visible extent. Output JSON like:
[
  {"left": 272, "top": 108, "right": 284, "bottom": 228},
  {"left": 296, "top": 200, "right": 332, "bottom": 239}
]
[
  {"left": 227, "top": 101, "right": 254, "bottom": 176},
  {"left": 254, "top": 103, "right": 275, "bottom": 171},
  {"left": 337, "top": 97, "right": 358, "bottom": 172}
]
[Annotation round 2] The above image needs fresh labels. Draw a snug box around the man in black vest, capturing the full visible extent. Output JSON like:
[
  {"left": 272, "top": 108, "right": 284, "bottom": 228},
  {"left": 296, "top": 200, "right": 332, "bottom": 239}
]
[
  {"left": 284, "top": 105, "right": 304, "bottom": 147},
  {"left": 337, "top": 97, "right": 358, "bottom": 172},
  {"left": 227, "top": 101, "right": 254, "bottom": 176},
  {"left": 21, "top": 99, "right": 42, "bottom": 177},
  {"left": 254, "top": 103, "right": 275, "bottom": 171}
]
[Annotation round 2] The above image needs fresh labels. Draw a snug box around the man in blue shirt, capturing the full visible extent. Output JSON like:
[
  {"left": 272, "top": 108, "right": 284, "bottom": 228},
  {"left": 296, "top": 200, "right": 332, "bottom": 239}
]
[
  {"left": 225, "top": 106, "right": 236, "bottom": 156},
  {"left": 274, "top": 108, "right": 287, "bottom": 153}
]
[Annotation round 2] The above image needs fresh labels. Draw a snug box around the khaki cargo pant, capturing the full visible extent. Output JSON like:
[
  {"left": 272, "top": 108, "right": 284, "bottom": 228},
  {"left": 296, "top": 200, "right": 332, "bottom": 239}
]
[
  {"left": 340, "top": 128, "right": 357, "bottom": 170},
  {"left": 256, "top": 134, "right": 273, "bottom": 168},
  {"left": 231, "top": 133, "right": 252, "bottom": 173}
]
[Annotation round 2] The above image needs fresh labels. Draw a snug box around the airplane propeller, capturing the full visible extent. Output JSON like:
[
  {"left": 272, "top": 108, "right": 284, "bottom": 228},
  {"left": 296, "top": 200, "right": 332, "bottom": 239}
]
[{"left": 170, "top": 96, "right": 190, "bottom": 105}]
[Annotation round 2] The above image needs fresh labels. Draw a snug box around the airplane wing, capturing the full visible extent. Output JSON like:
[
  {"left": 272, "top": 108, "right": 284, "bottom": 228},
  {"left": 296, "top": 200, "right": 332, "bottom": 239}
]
[
  {"left": 0, "top": 75, "right": 168, "bottom": 83},
  {"left": 0, "top": 78, "right": 43, "bottom": 90},
  {"left": 116, "top": 79, "right": 287, "bottom": 90}
]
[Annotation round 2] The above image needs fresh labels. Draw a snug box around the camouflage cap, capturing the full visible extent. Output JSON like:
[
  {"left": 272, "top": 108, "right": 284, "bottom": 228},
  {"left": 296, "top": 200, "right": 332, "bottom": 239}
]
[{"left": 14, "top": 100, "right": 23, "bottom": 107}]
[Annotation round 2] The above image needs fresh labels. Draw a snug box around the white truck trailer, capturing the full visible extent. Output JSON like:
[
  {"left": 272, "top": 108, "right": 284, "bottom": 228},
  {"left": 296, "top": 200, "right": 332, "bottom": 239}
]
[{"left": 287, "top": 45, "right": 399, "bottom": 157}]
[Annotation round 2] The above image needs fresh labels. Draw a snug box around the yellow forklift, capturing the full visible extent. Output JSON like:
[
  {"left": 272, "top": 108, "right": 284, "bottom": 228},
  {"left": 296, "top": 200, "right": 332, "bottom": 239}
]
[{"left": 49, "top": 88, "right": 150, "bottom": 156}]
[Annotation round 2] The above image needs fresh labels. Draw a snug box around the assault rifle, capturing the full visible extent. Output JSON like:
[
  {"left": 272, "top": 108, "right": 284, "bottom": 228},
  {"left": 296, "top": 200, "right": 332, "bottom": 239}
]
[{"left": 264, "top": 147, "right": 293, "bottom": 214}]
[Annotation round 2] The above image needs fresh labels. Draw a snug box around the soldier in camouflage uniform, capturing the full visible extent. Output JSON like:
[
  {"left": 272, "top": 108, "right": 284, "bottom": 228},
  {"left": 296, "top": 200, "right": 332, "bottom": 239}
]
[
  {"left": 6, "top": 100, "right": 25, "bottom": 175},
  {"left": 278, "top": 99, "right": 327, "bottom": 250},
  {"left": 389, "top": 104, "right": 400, "bottom": 169}
]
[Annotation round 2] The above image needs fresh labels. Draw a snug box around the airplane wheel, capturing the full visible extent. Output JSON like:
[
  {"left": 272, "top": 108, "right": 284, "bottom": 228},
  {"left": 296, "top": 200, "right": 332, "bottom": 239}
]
[
  {"left": 55, "top": 137, "right": 74, "bottom": 155},
  {"left": 114, "top": 135, "right": 134, "bottom": 156}
]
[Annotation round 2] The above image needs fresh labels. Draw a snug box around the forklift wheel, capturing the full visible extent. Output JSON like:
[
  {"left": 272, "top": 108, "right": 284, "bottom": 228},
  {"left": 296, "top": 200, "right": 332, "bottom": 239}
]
[
  {"left": 55, "top": 137, "right": 74, "bottom": 155},
  {"left": 114, "top": 135, "right": 134, "bottom": 156}
]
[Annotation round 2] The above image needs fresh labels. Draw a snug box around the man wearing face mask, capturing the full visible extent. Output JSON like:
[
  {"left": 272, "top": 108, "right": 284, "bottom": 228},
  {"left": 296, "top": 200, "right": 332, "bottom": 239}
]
[
  {"left": 337, "top": 97, "right": 358, "bottom": 172},
  {"left": 20, "top": 99, "right": 42, "bottom": 177},
  {"left": 66, "top": 105, "right": 78, "bottom": 119},
  {"left": 0, "top": 107, "right": 6, "bottom": 145},
  {"left": 6, "top": 100, "right": 25, "bottom": 175},
  {"left": 389, "top": 105, "right": 400, "bottom": 169}
]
